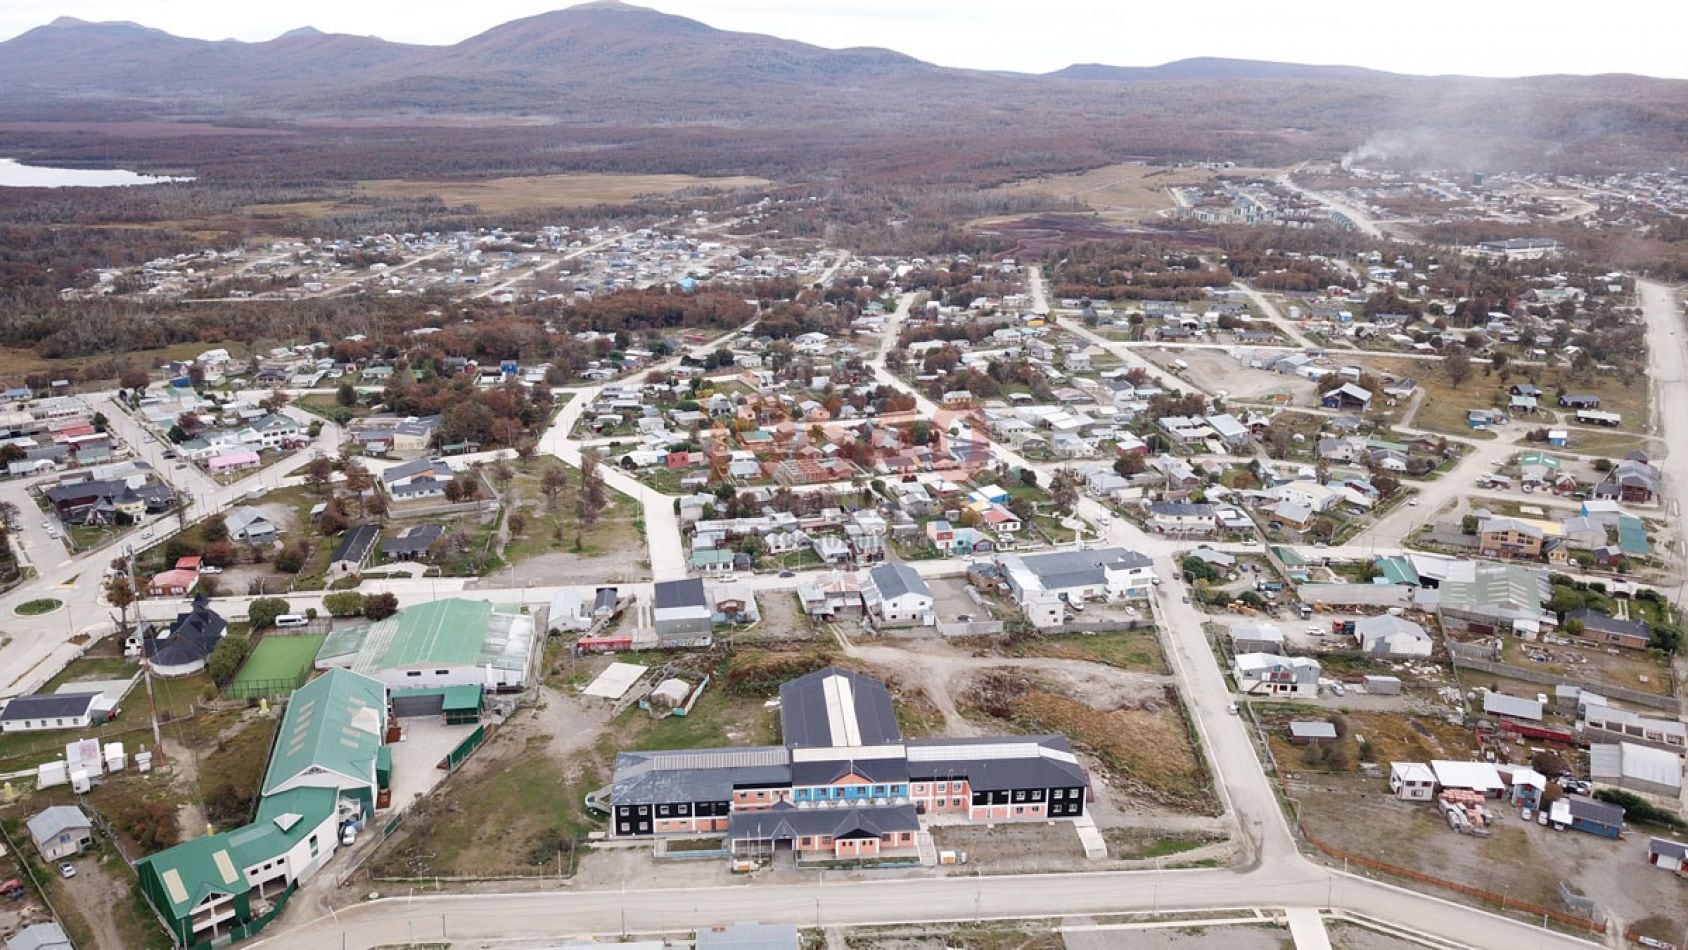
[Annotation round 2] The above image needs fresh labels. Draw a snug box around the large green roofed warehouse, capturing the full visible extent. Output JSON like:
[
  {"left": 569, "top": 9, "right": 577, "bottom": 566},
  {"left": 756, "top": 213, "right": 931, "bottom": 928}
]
[
  {"left": 135, "top": 668, "right": 389, "bottom": 948},
  {"left": 314, "top": 597, "right": 535, "bottom": 691}
]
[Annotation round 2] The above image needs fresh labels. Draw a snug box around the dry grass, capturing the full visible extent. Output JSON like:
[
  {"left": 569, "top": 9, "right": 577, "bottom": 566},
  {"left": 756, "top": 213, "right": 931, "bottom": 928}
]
[
  {"left": 356, "top": 172, "right": 771, "bottom": 212},
  {"left": 1359, "top": 356, "right": 1653, "bottom": 437},
  {"left": 982, "top": 162, "right": 1274, "bottom": 223},
  {"left": 969, "top": 677, "right": 1214, "bottom": 812}
]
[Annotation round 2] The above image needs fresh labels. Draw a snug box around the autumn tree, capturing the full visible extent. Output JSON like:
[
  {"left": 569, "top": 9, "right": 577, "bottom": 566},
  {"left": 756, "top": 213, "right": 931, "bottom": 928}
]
[
  {"left": 1049, "top": 468, "right": 1081, "bottom": 516},
  {"left": 306, "top": 455, "right": 334, "bottom": 495},
  {"left": 540, "top": 465, "right": 568, "bottom": 511},
  {"left": 104, "top": 573, "right": 137, "bottom": 627},
  {"left": 1444, "top": 350, "right": 1473, "bottom": 388},
  {"left": 576, "top": 448, "right": 606, "bottom": 545},
  {"left": 343, "top": 462, "right": 373, "bottom": 511}
]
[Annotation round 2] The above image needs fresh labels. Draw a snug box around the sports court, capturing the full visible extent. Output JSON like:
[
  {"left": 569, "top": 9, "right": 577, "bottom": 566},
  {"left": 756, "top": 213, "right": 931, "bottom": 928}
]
[{"left": 226, "top": 633, "right": 326, "bottom": 699}]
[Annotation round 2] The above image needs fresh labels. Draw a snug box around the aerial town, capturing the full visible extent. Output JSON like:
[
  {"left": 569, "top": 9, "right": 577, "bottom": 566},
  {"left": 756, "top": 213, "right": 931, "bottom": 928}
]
[{"left": 0, "top": 5, "right": 1683, "bottom": 950}]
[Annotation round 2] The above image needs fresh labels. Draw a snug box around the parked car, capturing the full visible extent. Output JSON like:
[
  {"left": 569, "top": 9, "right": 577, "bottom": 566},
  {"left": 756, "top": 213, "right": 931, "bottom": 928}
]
[
  {"left": 46, "top": 528, "right": 59, "bottom": 540},
  {"left": 199, "top": 565, "right": 223, "bottom": 575},
  {"left": 56, "top": 863, "right": 75, "bottom": 879},
  {"left": 1226, "top": 703, "right": 1239, "bottom": 716},
  {"left": 0, "top": 878, "right": 25, "bottom": 899},
  {"left": 778, "top": 570, "right": 795, "bottom": 578}
]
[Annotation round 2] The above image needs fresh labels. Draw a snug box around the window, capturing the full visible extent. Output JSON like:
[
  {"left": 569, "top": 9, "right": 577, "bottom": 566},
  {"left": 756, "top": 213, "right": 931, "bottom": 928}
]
[
  {"left": 406, "top": 671, "right": 421, "bottom": 678},
  {"left": 657, "top": 805, "right": 670, "bottom": 817},
  {"left": 436, "top": 669, "right": 449, "bottom": 675},
  {"left": 1014, "top": 790, "right": 1026, "bottom": 802},
  {"left": 800, "top": 836, "right": 811, "bottom": 847},
  {"left": 308, "top": 835, "right": 319, "bottom": 858},
  {"left": 936, "top": 782, "right": 947, "bottom": 792}
]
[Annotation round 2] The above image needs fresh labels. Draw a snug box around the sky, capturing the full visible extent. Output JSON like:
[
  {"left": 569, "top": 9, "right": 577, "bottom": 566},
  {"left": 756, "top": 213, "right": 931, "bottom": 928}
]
[{"left": 1, "top": 0, "right": 1684, "bottom": 79}]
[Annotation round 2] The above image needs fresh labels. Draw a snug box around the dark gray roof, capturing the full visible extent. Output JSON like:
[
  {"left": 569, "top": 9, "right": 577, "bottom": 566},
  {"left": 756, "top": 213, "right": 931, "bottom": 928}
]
[
  {"left": 653, "top": 577, "right": 708, "bottom": 610},
  {"left": 789, "top": 755, "right": 909, "bottom": 787},
  {"left": 382, "top": 523, "right": 443, "bottom": 556},
  {"left": 1567, "top": 796, "right": 1625, "bottom": 827},
  {"left": 146, "top": 596, "right": 226, "bottom": 667},
  {"left": 611, "top": 746, "right": 789, "bottom": 804},
  {"left": 869, "top": 563, "right": 929, "bottom": 601},
  {"left": 1149, "top": 502, "right": 1216, "bottom": 517},
  {"left": 331, "top": 524, "right": 381, "bottom": 564},
  {"left": 903, "top": 735, "right": 1087, "bottom": 791},
  {"left": 1566, "top": 607, "right": 1649, "bottom": 641},
  {"left": 726, "top": 803, "right": 918, "bottom": 842},
  {"left": 779, "top": 667, "right": 901, "bottom": 748},
  {"left": 381, "top": 457, "right": 446, "bottom": 485},
  {"left": 0, "top": 692, "right": 102, "bottom": 722},
  {"left": 1649, "top": 837, "right": 1688, "bottom": 860}
]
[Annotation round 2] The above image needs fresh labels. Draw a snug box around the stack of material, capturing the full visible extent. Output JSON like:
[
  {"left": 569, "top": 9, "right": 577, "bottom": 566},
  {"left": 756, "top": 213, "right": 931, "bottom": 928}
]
[{"left": 1438, "top": 788, "right": 1491, "bottom": 835}]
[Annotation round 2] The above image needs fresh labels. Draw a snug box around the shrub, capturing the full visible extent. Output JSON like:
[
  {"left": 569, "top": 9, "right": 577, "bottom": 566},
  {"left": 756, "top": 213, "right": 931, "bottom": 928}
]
[
  {"left": 208, "top": 637, "right": 250, "bottom": 686},
  {"left": 1595, "top": 788, "right": 1687, "bottom": 831},
  {"left": 362, "top": 592, "right": 399, "bottom": 621},
  {"left": 323, "top": 591, "right": 365, "bottom": 618},
  {"left": 248, "top": 597, "right": 291, "bottom": 630}
]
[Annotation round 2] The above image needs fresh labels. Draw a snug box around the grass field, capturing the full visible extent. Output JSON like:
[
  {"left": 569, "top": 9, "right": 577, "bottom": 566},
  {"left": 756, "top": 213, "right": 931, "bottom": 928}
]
[
  {"left": 980, "top": 162, "right": 1273, "bottom": 224},
  {"left": 0, "top": 339, "right": 247, "bottom": 382},
  {"left": 227, "top": 633, "right": 325, "bottom": 698},
  {"left": 1361, "top": 357, "right": 1652, "bottom": 437},
  {"left": 357, "top": 173, "right": 771, "bottom": 212}
]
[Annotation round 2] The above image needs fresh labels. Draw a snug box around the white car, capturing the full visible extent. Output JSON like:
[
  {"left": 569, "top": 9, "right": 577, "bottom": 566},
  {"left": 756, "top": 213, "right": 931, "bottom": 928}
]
[
  {"left": 199, "top": 565, "right": 223, "bottom": 575},
  {"left": 46, "top": 528, "right": 59, "bottom": 540}
]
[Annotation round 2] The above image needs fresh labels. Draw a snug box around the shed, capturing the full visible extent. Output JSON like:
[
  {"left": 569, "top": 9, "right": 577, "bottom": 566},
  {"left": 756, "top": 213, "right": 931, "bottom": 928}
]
[
  {"left": 6, "top": 922, "right": 72, "bottom": 950},
  {"left": 1361, "top": 675, "right": 1402, "bottom": 696},
  {"left": 1647, "top": 837, "right": 1687, "bottom": 875},
  {"left": 1288, "top": 720, "right": 1337, "bottom": 745},
  {"left": 1589, "top": 741, "right": 1682, "bottom": 798},
  {"left": 1482, "top": 691, "right": 1543, "bottom": 723},
  {"left": 1564, "top": 796, "right": 1625, "bottom": 839}
]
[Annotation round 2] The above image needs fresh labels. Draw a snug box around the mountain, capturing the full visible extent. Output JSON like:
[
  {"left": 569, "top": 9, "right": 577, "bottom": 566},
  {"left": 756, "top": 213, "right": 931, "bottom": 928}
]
[
  {"left": 1050, "top": 58, "right": 1392, "bottom": 82},
  {"left": 0, "top": 2, "right": 1683, "bottom": 177}
]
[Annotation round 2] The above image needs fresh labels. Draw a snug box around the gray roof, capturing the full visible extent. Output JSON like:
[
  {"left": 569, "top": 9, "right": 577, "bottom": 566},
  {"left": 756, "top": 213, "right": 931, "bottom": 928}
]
[
  {"left": 869, "top": 562, "right": 930, "bottom": 601},
  {"left": 1482, "top": 691, "right": 1542, "bottom": 721},
  {"left": 331, "top": 523, "right": 381, "bottom": 564},
  {"left": 1649, "top": 837, "right": 1688, "bottom": 861},
  {"left": 1566, "top": 796, "right": 1624, "bottom": 827},
  {"left": 1566, "top": 608, "right": 1649, "bottom": 642},
  {"left": 26, "top": 805, "right": 88, "bottom": 844},
  {"left": 611, "top": 746, "right": 790, "bottom": 804},
  {"left": 695, "top": 922, "right": 799, "bottom": 950},
  {"left": 726, "top": 803, "right": 918, "bottom": 842},
  {"left": 224, "top": 505, "right": 274, "bottom": 537},
  {"left": 0, "top": 692, "right": 102, "bottom": 722},
  {"left": 1012, "top": 547, "right": 1151, "bottom": 590},
  {"left": 381, "top": 457, "right": 446, "bottom": 485},
  {"left": 1289, "top": 721, "right": 1338, "bottom": 740},
  {"left": 903, "top": 735, "right": 1087, "bottom": 791},
  {"left": 779, "top": 667, "right": 901, "bottom": 749},
  {"left": 6, "top": 922, "right": 71, "bottom": 950},
  {"left": 653, "top": 577, "right": 708, "bottom": 610},
  {"left": 382, "top": 523, "right": 443, "bottom": 556}
]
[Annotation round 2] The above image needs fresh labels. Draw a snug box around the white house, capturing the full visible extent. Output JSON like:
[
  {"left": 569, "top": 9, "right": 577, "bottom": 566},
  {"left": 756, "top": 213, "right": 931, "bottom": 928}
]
[
  {"left": 1230, "top": 653, "right": 1321, "bottom": 698},
  {"left": 864, "top": 563, "right": 934, "bottom": 627},
  {"left": 1389, "top": 762, "right": 1437, "bottom": 801},
  {"left": 0, "top": 692, "right": 115, "bottom": 733}
]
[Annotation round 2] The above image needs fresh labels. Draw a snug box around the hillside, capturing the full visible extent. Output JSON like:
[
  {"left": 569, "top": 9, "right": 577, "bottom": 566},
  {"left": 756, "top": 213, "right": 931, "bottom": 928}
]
[{"left": 0, "top": 2, "right": 1683, "bottom": 178}]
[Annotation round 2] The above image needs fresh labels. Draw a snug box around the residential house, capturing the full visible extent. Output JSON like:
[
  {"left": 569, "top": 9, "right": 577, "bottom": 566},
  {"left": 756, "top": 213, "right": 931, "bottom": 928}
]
[
  {"left": 328, "top": 524, "right": 380, "bottom": 578},
  {"left": 1566, "top": 608, "right": 1650, "bottom": 650},
  {"left": 1147, "top": 502, "right": 1217, "bottom": 536},
  {"left": 998, "top": 548, "right": 1156, "bottom": 627},
  {"left": 1478, "top": 517, "right": 1544, "bottom": 560},
  {"left": 1230, "top": 653, "right": 1320, "bottom": 698},
  {"left": 863, "top": 563, "right": 934, "bottom": 628},
  {"left": 1321, "top": 384, "right": 1372, "bottom": 410},
  {"left": 1353, "top": 615, "right": 1433, "bottom": 657},
  {"left": 1389, "top": 762, "right": 1437, "bottom": 801},
  {"left": 379, "top": 457, "right": 454, "bottom": 501},
  {"left": 6, "top": 923, "right": 71, "bottom": 950},
  {"left": 143, "top": 595, "right": 227, "bottom": 677},
  {"left": 225, "top": 505, "right": 278, "bottom": 543},
  {"left": 381, "top": 523, "right": 443, "bottom": 562},
  {"left": 0, "top": 692, "right": 115, "bottom": 733},
  {"left": 26, "top": 805, "right": 92, "bottom": 860}
]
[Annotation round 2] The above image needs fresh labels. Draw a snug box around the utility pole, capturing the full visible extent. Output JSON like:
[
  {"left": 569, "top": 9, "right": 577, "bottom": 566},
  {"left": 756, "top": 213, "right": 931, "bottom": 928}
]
[{"left": 128, "top": 544, "right": 162, "bottom": 749}]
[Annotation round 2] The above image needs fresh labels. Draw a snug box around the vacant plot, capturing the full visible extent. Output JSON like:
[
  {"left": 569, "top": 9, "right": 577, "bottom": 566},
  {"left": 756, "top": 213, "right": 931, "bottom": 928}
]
[
  {"left": 358, "top": 173, "right": 771, "bottom": 212},
  {"left": 1008, "top": 629, "right": 1168, "bottom": 674},
  {"left": 1361, "top": 357, "right": 1652, "bottom": 437},
  {"left": 1293, "top": 772, "right": 1679, "bottom": 928},
  {"left": 982, "top": 163, "right": 1268, "bottom": 224},
  {"left": 966, "top": 673, "right": 1215, "bottom": 813},
  {"left": 226, "top": 633, "right": 324, "bottom": 699}
]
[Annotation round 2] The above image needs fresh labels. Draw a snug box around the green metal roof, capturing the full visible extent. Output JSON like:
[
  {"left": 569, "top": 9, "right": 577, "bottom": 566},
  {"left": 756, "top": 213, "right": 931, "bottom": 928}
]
[
  {"left": 391, "top": 684, "right": 482, "bottom": 711},
  {"left": 1272, "top": 546, "right": 1307, "bottom": 566},
  {"left": 137, "top": 786, "right": 336, "bottom": 920},
  {"left": 1374, "top": 556, "right": 1421, "bottom": 586},
  {"left": 1617, "top": 515, "right": 1650, "bottom": 556},
  {"left": 316, "top": 598, "right": 533, "bottom": 676},
  {"left": 263, "top": 667, "right": 386, "bottom": 796}
]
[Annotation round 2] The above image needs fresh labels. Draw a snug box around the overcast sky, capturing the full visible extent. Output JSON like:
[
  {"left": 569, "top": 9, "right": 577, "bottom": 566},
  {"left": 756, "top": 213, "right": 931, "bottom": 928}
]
[{"left": 2, "top": 0, "right": 1684, "bottom": 79}]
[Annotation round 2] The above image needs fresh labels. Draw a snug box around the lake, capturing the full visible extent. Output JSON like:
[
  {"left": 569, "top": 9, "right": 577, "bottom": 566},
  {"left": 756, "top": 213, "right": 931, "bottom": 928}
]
[{"left": 0, "top": 158, "right": 193, "bottom": 188}]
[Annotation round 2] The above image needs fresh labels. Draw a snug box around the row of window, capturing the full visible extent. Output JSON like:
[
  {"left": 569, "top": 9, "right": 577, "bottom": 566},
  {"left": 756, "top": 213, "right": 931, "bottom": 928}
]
[{"left": 403, "top": 669, "right": 454, "bottom": 677}]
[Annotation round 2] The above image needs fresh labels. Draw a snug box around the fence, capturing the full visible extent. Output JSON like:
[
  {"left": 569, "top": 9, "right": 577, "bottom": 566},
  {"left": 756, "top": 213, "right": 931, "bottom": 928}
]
[
  {"left": 440, "top": 725, "right": 485, "bottom": 772},
  {"left": 1300, "top": 823, "right": 1606, "bottom": 934},
  {"left": 936, "top": 620, "right": 1005, "bottom": 638},
  {"left": 1451, "top": 655, "right": 1677, "bottom": 710}
]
